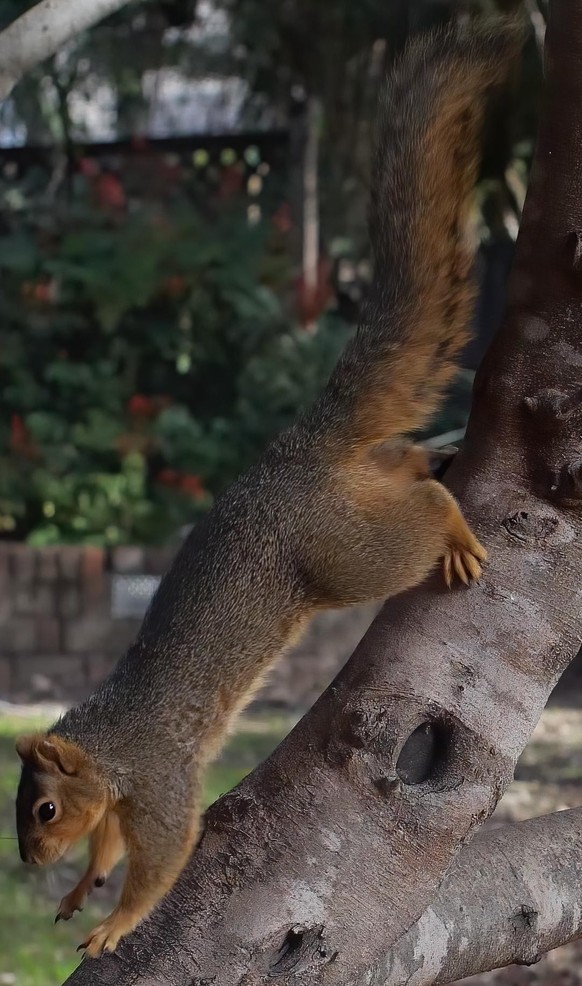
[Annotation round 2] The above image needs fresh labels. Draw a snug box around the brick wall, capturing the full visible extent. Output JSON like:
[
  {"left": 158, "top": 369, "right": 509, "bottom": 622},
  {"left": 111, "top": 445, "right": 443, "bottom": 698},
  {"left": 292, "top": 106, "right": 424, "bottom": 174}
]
[{"left": 0, "top": 543, "right": 378, "bottom": 709}]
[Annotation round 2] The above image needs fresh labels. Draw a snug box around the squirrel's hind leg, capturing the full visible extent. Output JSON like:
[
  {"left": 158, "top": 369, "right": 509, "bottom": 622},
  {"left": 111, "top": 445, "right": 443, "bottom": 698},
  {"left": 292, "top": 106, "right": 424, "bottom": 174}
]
[{"left": 308, "top": 473, "right": 486, "bottom": 606}]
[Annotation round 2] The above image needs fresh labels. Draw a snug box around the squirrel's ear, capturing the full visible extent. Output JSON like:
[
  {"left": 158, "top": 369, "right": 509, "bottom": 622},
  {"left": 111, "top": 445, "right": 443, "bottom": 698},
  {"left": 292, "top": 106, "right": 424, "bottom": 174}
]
[
  {"left": 36, "top": 737, "right": 81, "bottom": 776},
  {"left": 32, "top": 734, "right": 81, "bottom": 774},
  {"left": 15, "top": 734, "right": 35, "bottom": 762}
]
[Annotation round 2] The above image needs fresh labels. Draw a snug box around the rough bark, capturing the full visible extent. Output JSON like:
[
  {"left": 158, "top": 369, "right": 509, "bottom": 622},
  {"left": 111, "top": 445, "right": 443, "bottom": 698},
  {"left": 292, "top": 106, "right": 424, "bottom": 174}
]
[
  {"left": 0, "top": 0, "right": 132, "bottom": 101},
  {"left": 65, "top": 2, "right": 581, "bottom": 984}
]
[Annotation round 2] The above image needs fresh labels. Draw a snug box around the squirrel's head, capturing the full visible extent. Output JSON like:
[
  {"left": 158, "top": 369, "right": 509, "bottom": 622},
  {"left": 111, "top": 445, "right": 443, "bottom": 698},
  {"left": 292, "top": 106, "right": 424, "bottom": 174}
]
[{"left": 15, "top": 734, "right": 108, "bottom": 866}]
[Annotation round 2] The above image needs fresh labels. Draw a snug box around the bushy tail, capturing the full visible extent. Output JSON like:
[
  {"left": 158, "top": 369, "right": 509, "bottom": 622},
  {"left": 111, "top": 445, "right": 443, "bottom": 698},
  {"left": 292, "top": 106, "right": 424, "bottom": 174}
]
[{"left": 308, "top": 18, "right": 523, "bottom": 451}]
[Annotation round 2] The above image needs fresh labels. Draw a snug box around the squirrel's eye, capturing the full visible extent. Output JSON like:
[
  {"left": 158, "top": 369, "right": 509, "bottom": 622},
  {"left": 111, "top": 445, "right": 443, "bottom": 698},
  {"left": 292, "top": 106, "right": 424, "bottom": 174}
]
[{"left": 37, "top": 802, "right": 56, "bottom": 823}]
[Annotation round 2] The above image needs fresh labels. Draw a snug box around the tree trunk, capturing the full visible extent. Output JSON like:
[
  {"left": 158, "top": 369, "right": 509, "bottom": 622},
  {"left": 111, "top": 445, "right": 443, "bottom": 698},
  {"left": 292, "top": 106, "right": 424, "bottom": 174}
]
[{"left": 65, "top": 2, "right": 582, "bottom": 984}]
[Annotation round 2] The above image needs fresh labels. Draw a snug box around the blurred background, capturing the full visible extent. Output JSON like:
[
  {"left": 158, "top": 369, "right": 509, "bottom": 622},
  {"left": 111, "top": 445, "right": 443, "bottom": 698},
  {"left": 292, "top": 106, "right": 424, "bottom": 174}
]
[{"left": 2, "top": 1, "right": 581, "bottom": 984}]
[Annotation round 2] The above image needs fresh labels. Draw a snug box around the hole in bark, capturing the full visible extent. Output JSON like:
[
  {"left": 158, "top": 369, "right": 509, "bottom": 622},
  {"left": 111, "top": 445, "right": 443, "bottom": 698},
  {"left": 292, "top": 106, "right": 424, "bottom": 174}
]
[
  {"left": 268, "top": 926, "right": 328, "bottom": 976},
  {"left": 280, "top": 928, "right": 303, "bottom": 960},
  {"left": 396, "top": 721, "right": 448, "bottom": 785}
]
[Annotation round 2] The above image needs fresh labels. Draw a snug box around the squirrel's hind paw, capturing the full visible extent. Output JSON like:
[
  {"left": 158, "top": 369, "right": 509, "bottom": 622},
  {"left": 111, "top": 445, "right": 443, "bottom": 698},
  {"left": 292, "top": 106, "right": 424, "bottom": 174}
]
[{"left": 443, "top": 539, "right": 486, "bottom": 588}]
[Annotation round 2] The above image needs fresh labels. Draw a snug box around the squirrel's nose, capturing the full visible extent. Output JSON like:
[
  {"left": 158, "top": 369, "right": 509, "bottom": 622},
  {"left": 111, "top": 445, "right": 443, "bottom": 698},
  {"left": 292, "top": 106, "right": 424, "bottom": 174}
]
[{"left": 19, "top": 844, "right": 37, "bottom": 864}]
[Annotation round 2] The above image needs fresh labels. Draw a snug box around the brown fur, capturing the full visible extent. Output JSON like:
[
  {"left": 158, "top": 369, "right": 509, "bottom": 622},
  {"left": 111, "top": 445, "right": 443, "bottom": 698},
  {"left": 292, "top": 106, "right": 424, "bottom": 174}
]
[{"left": 15, "top": 19, "right": 522, "bottom": 960}]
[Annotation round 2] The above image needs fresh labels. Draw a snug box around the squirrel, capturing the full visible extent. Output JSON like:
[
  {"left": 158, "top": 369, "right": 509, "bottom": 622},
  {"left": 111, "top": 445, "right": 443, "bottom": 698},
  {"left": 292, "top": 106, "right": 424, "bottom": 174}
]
[{"left": 15, "top": 19, "right": 521, "bottom": 960}]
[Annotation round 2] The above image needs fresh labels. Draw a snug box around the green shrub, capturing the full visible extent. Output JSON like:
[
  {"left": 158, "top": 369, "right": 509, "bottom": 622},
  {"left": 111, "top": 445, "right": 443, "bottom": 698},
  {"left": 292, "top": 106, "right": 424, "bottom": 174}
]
[{"left": 0, "top": 169, "right": 351, "bottom": 546}]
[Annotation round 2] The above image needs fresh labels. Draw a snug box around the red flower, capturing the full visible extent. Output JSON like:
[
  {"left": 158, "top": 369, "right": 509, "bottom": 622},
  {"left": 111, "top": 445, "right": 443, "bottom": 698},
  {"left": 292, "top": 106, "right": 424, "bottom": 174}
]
[
  {"left": 10, "top": 414, "right": 37, "bottom": 458},
  {"left": 156, "top": 468, "right": 180, "bottom": 487},
  {"left": 163, "top": 275, "right": 187, "bottom": 298},
  {"left": 21, "top": 279, "right": 57, "bottom": 305},
  {"left": 178, "top": 474, "right": 205, "bottom": 499},
  {"left": 78, "top": 157, "right": 100, "bottom": 178},
  {"left": 156, "top": 470, "right": 206, "bottom": 499},
  {"left": 128, "top": 394, "right": 153, "bottom": 417},
  {"left": 10, "top": 414, "right": 26, "bottom": 447},
  {"left": 217, "top": 164, "right": 244, "bottom": 201},
  {"left": 33, "top": 282, "right": 55, "bottom": 304},
  {"left": 128, "top": 394, "right": 172, "bottom": 418},
  {"left": 94, "top": 173, "right": 126, "bottom": 212},
  {"left": 272, "top": 202, "right": 292, "bottom": 234}
]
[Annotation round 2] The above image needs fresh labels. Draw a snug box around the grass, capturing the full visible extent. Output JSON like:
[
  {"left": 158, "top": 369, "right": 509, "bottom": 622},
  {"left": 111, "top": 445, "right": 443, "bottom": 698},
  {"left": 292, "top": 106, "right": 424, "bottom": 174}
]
[{"left": 0, "top": 710, "right": 295, "bottom": 986}]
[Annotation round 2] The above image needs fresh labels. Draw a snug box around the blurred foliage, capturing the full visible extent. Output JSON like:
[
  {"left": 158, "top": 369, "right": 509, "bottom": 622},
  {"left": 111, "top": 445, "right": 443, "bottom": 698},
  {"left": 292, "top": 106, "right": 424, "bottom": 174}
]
[
  {"left": 0, "top": 156, "right": 351, "bottom": 546},
  {"left": 1, "top": 1, "right": 545, "bottom": 240},
  {"left": 0, "top": 0, "right": 545, "bottom": 255},
  {"left": 216, "top": 0, "right": 545, "bottom": 248}
]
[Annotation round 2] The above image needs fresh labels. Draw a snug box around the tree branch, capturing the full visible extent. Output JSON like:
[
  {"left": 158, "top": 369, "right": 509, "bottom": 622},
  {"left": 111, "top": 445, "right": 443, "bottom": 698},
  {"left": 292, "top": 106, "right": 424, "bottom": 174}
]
[
  {"left": 383, "top": 808, "right": 582, "bottom": 986},
  {"left": 0, "top": 0, "right": 133, "bottom": 101}
]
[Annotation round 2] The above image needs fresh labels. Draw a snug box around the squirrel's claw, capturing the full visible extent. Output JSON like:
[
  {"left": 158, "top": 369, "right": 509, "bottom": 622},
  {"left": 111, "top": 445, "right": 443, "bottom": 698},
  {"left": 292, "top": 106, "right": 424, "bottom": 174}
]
[
  {"left": 443, "top": 540, "right": 486, "bottom": 589},
  {"left": 453, "top": 550, "right": 470, "bottom": 585},
  {"left": 56, "top": 905, "right": 83, "bottom": 922}
]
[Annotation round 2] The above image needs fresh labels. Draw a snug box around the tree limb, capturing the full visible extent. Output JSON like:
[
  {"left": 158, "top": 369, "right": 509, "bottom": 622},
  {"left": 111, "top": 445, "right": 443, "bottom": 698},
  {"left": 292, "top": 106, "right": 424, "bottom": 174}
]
[
  {"left": 383, "top": 808, "right": 582, "bottom": 986},
  {"left": 0, "top": 0, "right": 133, "bottom": 101}
]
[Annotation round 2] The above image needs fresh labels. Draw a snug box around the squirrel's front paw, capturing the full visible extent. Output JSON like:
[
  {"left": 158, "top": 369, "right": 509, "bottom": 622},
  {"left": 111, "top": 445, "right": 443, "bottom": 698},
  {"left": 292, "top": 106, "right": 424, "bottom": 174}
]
[
  {"left": 56, "top": 887, "right": 87, "bottom": 923},
  {"left": 78, "top": 911, "right": 131, "bottom": 958},
  {"left": 56, "top": 873, "right": 108, "bottom": 923}
]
